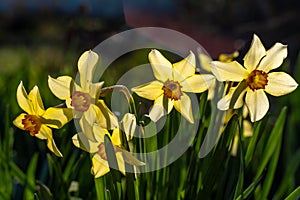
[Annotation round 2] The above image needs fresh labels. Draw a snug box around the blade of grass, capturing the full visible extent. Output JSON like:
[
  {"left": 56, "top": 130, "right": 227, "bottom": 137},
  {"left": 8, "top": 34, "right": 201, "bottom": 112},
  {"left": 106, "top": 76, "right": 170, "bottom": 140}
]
[
  {"left": 23, "top": 153, "right": 39, "bottom": 199},
  {"left": 284, "top": 186, "right": 300, "bottom": 200}
]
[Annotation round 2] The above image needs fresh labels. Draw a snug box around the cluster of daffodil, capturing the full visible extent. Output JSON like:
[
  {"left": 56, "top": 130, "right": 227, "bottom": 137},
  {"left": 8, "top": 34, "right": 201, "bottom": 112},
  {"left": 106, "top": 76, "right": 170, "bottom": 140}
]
[{"left": 13, "top": 34, "right": 298, "bottom": 178}]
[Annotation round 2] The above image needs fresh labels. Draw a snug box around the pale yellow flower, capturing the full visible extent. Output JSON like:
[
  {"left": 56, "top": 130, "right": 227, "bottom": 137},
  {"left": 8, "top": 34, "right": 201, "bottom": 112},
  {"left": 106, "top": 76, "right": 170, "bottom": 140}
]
[
  {"left": 211, "top": 34, "right": 298, "bottom": 122},
  {"left": 72, "top": 114, "right": 144, "bottom": 178},
  {"left": 132, "top": 49, "right": 215, "bottom": 123},
  {"left": 13, "top": 81, "right": 72, "bottom": 157},
  {"left": 48, "top": 50, "right": 118, "bottom": 141}
]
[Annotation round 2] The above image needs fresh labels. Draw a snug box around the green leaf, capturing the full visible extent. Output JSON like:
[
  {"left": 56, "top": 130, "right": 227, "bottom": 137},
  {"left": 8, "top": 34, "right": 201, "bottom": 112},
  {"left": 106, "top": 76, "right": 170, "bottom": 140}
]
[
  {"left": 245, "top": 120, "right": 262, "bottom": 166},
  {"left": 284, "top": 186, "right": 300, "bottom": 200},
  {"left": 23, "top": 153, "right": 39, "bottom": 199},
  {"left": 254, "top": 107, "right": 287, "bottom": 180},
  {"left": 35, "top": 181, "right": 54, "bottom": 200}
]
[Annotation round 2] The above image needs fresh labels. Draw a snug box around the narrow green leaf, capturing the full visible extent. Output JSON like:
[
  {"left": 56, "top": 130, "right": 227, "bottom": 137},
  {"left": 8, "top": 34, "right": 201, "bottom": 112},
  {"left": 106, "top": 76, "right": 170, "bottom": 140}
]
[
  {"left": 94, "top": 177, "right": 107, "bottom": 200},
  {"left": 23, "top": 153, "right": 39, "bottom": 199},
  {"left": 245, "top": 120, "right": 262, "bottom": 166},
  {"left": 35, "top": 181, "right": 54, "bottom": 200},
  {"left": 254, "top": 107, "right": 287, "bottom": 180},
  {"left": 284, "top": 186, "right": 300, "bottom": 200}
]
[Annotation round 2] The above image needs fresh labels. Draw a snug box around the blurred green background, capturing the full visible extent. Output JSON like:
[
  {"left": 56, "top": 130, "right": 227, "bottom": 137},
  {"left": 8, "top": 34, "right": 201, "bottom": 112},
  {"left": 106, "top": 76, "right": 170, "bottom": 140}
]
[{"left": 0, "top": 0, "right": 300, "bottom": 199}]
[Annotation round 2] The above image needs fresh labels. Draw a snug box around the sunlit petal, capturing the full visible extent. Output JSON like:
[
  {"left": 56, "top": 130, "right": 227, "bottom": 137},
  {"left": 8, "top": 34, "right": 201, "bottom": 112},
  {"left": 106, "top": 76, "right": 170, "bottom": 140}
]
[
  {"left": 92, "top": 154, "right": 110, "bottom": 178},
  {"left": 42, "top": 108, "right": 73, "bottom": 129},
  {"left": 16, "top": 81, "right": 33, "bottom": 114},
  {"left": 243, "top": 34, "right": 266, "bottom": 71},
  {"left": 80, "top": 114, "right": 97, "bottom": 142},
  {"left": 181, "top": 74, "right": 214, "bottom": 93},
  {"left": 111, "top": 129, "right": 122, "bottom": 146},
  {"left": 121, "top": 113, "right": 136, "bottom": 140},
  {"left": 13, "top": 113, "right": 26, "bottom": 130},
  {"left": 198, "top": 52, "right": 212, "bottom": 72},
  {"left": 89, "top": 81, "right": 104, "bottom": 99},
  {"left": 217, "top": 87, "right": 246, "bottom": 110},
  {"left": 148, "top": 49, "right": 172, "bottom": 82},
  {"left": 131, "top": 81, "right": 164, "bottom": 100},
  {"left": 48, "top": 75, "right": 73, "bottom": 100},
  {"left": 96, "top": 100, "right": 119, "bottom": 129},
  {"left": 245, "top": 90, "right": 269, "bottom": 122},
  {"left": 39, "top": 125, "right": 62, "bottom": 157},
  {"left": 149, "top": 95, "right": 173, "bottom": 122},
  {"left": 258, "top": 43, "right": 287, "bottom": 72},
  {"left": 174, "top": 93, "right": 194, "bottom": 123},
  {"left": 264, "top": 72, "right": 298, "bottom": 96},
  {"left": 78, "top": 50, "right": 99, "bottom": 91},
  {"left": 173, "top": 51, "right": 196, "bottom": 82},
  {"left": 72, "top": 132, "right": 99, "bottom": 153},
  {"left": 28, "top": 86, "right": 45, "bottom": 116},
  {"left": 116, "top": 152, "right": 126, "bottom": 175},
  {"left": 211, "top": 61, "right": 248, "bottom": 81}
]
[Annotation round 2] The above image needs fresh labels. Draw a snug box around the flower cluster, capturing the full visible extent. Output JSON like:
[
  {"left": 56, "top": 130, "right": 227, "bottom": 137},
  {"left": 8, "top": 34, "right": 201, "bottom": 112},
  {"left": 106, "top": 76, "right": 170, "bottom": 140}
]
[{"left": 13, "top": 34, "right": 298, "bottom": 177}]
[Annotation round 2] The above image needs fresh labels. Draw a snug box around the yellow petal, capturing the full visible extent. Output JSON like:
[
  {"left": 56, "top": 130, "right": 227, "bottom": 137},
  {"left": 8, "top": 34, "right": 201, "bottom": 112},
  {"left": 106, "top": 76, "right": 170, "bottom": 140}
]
[
  {"left": 231, "top": 134, "right": 239, "bottom": 156},
  {"left": 257, "top": 43, "right": 287, "bottom": 72},
  {"left": 243, "top": 120, "right": 253, "bottom": 137},
  {"left": 245, "top": 90, "right": 269, "bottom": 122},
  {"left": 149, "top": 95, "right": 173, "bottom": 122},
  {"left": 80, "top": 114, "right": 97, "bottom": 142},
  {"left": 116, "top": 152, "right": 126, "bottom": 175},
  {"left": 78, "top": 50, "right": 99, "bottom": 91},
  {"left": 121, "top": 113, "right": 136, "bottom": 140},
  {"left": 72, "top": 132, "right": 99, "bottom": 153},
  {"left": 89, "top": 81, "right": 104, "bottom": 99},
  {"left": 173, "top": 51, "right": 196, "bottom": 82},
  {"left": 264, "top": 72, "right": 298, "bottom": 96},
  {"left": 42, "top": 108, "right": 73, "bottom": 129},
  {"left": 39, "top": 125, "right": 63, "bottom": 157},
  {"left": 96, "top": 100, "right": 119, "bottom": 130},
  {"left": 217, "top": 87, "right": 246, "bottom": 110},
  {"left": 28, "top": 86, "right": 45, "bottom": 116},
  {"left": 207, "top": 79, "right": 216, "bottom": 100},
  {"left": 111, "top": 129, "right": 122, "bottom": 146},
  {"left": 148, "top": 49, "right": 172, "bottom": 82},
  {"left": 92, "top": 154, "right": 110, "bottom": 178},
  {"left": 174, "top": 93, "right": 194, "bottom": 123},
  {"left": 243, "top": 34, "right": 266, "bottom": 71},
  {"left": 198, "top": 52, "right": 212, "bottom": 72},
  {"left": 181, "top": 74, "right": 214, "bottom": 93},
  {"left": 211, "top": 61, "right": 248, "bottom": 82},
  {"left": 16, "top": 81, "right": 33, "bottom": 114},
  {"left": 131, "top": 81, "right": 163, "bottom": 100},
  {"left": 93, "top": 123, "right": 110, "bottom": 143},
  {"left": 48, "top": 75, "right": 73, "bottom": 100},
  {"left": 13, "top": 113, "right": 26, "bottom": 130}
]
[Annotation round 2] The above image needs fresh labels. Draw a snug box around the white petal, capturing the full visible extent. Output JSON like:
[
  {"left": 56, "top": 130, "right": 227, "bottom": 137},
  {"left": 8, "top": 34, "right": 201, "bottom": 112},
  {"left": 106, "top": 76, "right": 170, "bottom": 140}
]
[
  {"left": 265, "top": 72, "right": 298, "bottom": 96},
  {"left": 174, "top": 93, "right": 194, "bottom": 123},
  {"left": 198, "top": 52, "right": 212, "bottom": 72},
  {"left": 245, "top": 90, "right": 269, "bottom": 122},
  {"left": 211, "top": 61, "right": 248, "bottom": 82},
  {"left": 181, "top": 74, "right": 214, "bottom": 93},
  {"left": 148, "top": 49, "right": 173, "bottom": 82},
  {"left": 217, "top": 86, "right": 246, "bottom": 110},
  {"left": 243, "top": 34, "right": 266, "bottom": 71},
  {"left": 258, "top": 43, "right": 287, "bottom": 72}
]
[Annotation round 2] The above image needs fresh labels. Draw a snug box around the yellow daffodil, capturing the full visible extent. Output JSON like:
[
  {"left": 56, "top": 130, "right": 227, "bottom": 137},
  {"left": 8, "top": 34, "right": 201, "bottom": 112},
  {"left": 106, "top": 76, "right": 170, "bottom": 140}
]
[
  {"left": 211, "top": 34, "right": 298, "bottom": 122},
  {"left": 198, "top": 50, "right": 239, "bottom": 99},
  {"left": 72, "top": 114, "right": 144, "bottom": 178},
  {"left": 48, "top": 50, "right": 118, "bottom": 141},
  {"left": 13, "top": 81, "right": 72, "bottom": 157},
  {"left": 132, "top": 49, "right": 215, "bottom": 123}
]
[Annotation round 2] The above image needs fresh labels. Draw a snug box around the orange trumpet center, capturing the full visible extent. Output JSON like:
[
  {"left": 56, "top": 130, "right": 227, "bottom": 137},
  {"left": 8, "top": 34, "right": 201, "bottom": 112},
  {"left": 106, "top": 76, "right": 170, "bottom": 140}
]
[
  {"left": 71, "top": 91, "right": 91, "bottom": 112},
  {"left": 162, "top": 80, "right": 183, "bottom": 100},
  {"left": 246, "top": 70, "right": 268, "bottom": 91},
  {"left": 22, "top": 114, "right": 42, "bottom": 136}
]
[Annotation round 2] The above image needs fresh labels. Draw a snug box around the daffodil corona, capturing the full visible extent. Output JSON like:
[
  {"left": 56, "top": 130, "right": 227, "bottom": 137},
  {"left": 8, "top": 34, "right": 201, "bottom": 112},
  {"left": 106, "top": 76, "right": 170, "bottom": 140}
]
[
  {"left": 132, "top": 49, "right": 215, "bottom": 123},
  {"left": 211, "top": 34, "right": 298, "bottom": 122}
]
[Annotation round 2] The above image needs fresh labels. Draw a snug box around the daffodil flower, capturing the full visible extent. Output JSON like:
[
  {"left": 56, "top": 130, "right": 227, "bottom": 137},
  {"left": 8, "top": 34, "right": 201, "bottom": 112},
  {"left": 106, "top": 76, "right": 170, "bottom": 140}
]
[
  {"left": 211, "top": 34, "right": 298, "bottom": 122},
  {"left": 132, "top": 49, "right": 215, "bottom": 123},
  {"left": 13, "top": 81, "right": 72, "bottom": 157},
  {"left": 48, "top": 50, "right": 118, "bottom": 141},
  {"left": 72, "top": 114, "right": 144, "bottom": 178}
]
